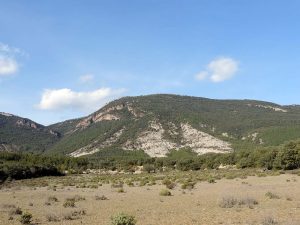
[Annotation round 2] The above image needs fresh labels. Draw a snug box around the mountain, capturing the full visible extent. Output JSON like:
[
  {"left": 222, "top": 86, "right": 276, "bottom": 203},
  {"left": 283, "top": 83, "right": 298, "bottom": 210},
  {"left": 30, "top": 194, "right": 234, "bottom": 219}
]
[
  {"left": 0, "top": 112, "right": 61, "bottom": 152},
  {"left": 47, "top": 94, "right": 300, "bottom": 157}
]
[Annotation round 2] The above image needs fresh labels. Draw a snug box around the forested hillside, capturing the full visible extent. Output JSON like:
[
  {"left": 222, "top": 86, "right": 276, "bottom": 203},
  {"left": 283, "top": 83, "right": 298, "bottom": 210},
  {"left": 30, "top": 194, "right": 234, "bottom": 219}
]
[
  {"left": 0, "top": 113, "right": 61, "bottom": 152},
  {"left": 47, "top": 94, "right": 300, "bottom": 157}
]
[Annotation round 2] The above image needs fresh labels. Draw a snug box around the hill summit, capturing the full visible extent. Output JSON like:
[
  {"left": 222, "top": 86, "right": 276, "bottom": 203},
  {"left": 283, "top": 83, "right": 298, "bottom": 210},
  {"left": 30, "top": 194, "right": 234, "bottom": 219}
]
[{"left": 47, "top": 94, "right": 300, "bottom": 157}]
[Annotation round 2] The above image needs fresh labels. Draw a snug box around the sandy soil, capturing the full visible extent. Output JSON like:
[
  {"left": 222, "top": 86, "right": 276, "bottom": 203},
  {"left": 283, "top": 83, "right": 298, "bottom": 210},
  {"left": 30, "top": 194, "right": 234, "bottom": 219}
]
[{"left": 0, "top": 174, "right": 300, "bottom": 225}]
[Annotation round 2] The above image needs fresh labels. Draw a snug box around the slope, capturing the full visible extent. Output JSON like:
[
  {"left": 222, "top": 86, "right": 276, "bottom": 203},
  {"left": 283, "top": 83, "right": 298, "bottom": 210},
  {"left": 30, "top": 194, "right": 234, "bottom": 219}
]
[
  {"left": 0, "top": 112, "right": 61, "bottom": 152},
  {"left": 47, "top": 94, "right": 300, "bottom": 157}
]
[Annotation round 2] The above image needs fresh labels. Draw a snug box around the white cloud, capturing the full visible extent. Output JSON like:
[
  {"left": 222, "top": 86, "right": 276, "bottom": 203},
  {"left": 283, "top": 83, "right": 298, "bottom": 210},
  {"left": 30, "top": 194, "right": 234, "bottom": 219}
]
[
  {"left": 0, "top": 42, "right": 25, "bottom": 76},
  {"left": 0, "top": 43, "right": 23, "bottom": 55},
  {"left": 195, "top": 57, "right": 239, "bottom": 82},
  {"left": 195, "top": 71, "right": 208, "bottom": 81},
  {"left": 36, "top": 87, "right": 126, "bottom": 111},
  {"left": 79, "top": 74, "right": 94, "bottom": 83},
  {"left": 0, "top": 57, "right": 18, "bottom": 75}
]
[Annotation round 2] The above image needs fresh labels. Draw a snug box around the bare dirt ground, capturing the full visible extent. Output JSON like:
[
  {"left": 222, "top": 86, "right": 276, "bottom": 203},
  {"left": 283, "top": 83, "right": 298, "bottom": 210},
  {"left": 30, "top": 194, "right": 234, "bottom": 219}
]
[{"left": 0, "top": 173, "right": 300, "bottom": 225}]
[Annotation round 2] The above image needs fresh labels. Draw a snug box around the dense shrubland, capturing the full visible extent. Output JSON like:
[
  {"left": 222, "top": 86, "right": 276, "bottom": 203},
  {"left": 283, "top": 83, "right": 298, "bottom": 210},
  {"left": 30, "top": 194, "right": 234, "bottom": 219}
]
[
  {"left": 0, "top": 152, "right": 88, "bottom": 183},
  {"left": 86, "top": 140, "right": 300, "bottom": 171},
  {"left": 1, "top": 139, "right": 300, "bottom": 183}
]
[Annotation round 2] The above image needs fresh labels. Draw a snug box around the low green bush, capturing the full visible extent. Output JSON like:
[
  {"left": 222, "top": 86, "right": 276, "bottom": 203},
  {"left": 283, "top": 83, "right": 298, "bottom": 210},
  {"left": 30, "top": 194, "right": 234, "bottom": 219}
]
[
  {"left": 159, "top": 189, "right": 172, "bottom": 196},
  {"left": 111, "top": 212, "right": 136, "bottom": 225},
  {"left": 20, "top": 212, "right": 32, "bottom": 224}
]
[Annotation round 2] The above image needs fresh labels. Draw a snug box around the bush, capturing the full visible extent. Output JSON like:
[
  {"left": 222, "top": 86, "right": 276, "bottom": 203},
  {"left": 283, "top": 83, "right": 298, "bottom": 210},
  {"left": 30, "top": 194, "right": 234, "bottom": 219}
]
[
  {"left": 219, "top": 196, "right": 258, "bottom": 209},
  {"left": 262, "top": 216, "right": 278, "bottom": 225},
  {"left": 219, "top": 196, "right": 237, "bottom": 208},
  {"left": 48, "top": 196, "right": 58, "bottom": 202},
  {"left": 63, "top": 198, "right": 76, "bottom": 208},
  {"left": 73, "top": 195, "right": 85, "bottom": 201},
  {"left": 143, "top": 164, "right": 155, "bottom": 173},
  {"left": 46, "top": 214, "right": 60, "bottom": 222},
  {"left": 181, "top": 181, "right": 196, "bottom": 190},
  {"left": 208, "top": 177, "right": 216, "bottom": 183},
  {"left": 20, "top": 212, "right": 32, "bottom": 224},
  {"left": 72, "top": 209, "right": 86, "bottom": 217},
  {"left": 265, "top": 192, "right": 280, "bottom": 199},
  {"left": 159, "top": 189, "right": 172, "bottom": 196},
  {"left": 162, "top": 179, "right": 176, "bottom": 189},
  {"left": 238, "top": 197, "right": 258, "bottom": 209},
  {"left": 111, "top": 212, "right": 136, "bottom": 225},
  {"left": 95, "top": 195, "right": 108, "bottom": 200},
  {"left": 117, "top": 188, "right": 125, "bottom": 193},
  {"left": 111, "top": 182, "right": 124, "bottom": 188}
]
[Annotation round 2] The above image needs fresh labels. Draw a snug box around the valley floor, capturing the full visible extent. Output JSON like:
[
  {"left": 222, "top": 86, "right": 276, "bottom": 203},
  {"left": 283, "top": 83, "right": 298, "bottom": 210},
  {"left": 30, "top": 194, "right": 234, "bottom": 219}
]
[{"left": 0, "top": 172, "right": 300, "bottom": 225}]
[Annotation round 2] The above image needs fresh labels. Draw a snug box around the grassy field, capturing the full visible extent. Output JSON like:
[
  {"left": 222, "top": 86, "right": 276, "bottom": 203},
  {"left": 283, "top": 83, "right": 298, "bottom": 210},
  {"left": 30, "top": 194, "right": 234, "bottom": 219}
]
[{"left": 1, "top": 169, "right": 300, "bottom": 225}]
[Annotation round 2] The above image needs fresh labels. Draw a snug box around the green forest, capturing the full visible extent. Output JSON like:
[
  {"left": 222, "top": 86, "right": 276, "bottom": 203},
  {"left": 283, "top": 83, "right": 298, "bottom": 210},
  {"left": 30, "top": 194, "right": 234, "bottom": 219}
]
[{"left": 1, "top": 139, "right": 300, "bottom": 183}]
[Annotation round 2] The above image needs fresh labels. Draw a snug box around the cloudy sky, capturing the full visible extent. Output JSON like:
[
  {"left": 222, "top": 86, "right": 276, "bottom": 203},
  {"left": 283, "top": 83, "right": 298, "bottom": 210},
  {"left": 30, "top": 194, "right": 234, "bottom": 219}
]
[{"left": 1, "top": 0, "right": 300, "bottom": 125}]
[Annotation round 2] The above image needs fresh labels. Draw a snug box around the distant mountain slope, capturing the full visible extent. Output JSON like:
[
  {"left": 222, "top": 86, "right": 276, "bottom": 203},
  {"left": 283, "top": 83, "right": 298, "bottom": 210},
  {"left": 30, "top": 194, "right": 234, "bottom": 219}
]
[
  {"left": 46, "top": 94, "right": 300, "bottom": 157},
  {"left": 0, "top": 112, "right": 61, "bottom": 152}
]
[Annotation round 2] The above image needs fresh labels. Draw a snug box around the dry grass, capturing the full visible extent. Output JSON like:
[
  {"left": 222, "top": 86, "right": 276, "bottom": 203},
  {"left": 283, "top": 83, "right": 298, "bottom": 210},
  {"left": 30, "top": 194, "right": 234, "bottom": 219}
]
[
  {"left": 47, "top": 195, "right": 58, "bottom": 202},
  {"left": 63, "top": 198, "right": 76, "bottom": 208},
  {"left": 46, "top": 214, "right": 60, "bottom": 222},
  {"left": 265, "top": 192, "right": 280, "bottom": 199},
  {"left": 262, "top": 216, "right": 278, "bottom": 225},
  {"left": 0, "top": 171, "right": 299, "bottom": 225},
  {"left": 219, "top": 196, "right": 258, "bottom": 209},
  {"left": 95, "top": 195, "right": 108, "bottom": 200}
]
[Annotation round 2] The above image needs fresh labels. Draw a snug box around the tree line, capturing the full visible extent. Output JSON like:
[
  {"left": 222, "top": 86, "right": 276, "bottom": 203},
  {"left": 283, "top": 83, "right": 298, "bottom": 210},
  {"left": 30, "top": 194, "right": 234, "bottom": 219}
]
[{"left": 1, "top": 139, "right": 299, "bottom": 182}]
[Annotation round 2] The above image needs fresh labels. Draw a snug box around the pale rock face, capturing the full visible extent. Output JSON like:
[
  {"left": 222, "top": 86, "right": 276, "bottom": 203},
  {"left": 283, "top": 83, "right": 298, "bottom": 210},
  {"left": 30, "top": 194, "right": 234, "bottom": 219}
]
[
  {"left": 250, "top": 132, "right": 258, "bottom": 141},
  {"left": 0, "top": 112, "right": 13, "bottom": 117},
  {"left": 94, "top": 113, "right": 120, "bottom": 122},
  {"left": 247, "top": 104, "right": 287, "bottom": 112},
  {"left": 30, "top": 123, "right": 38, "bottom": 129},
  {"left": 123, "top": 121, "right": 178, "bottom": 157},
  {"left": 0, "top": 144, "right": 19, "bottom": 152},
  {"left": 16, "top": 119, "right": 38, "bottom": 129},
  {"left": 75, "top": 103, "right": 144, "bottom": 129},
  {"left": 76, "top": 113, "right": 120, "bottom": 129},
  {"left": 222, "top": 132, "right": 229, "bottom": 137},
  {"left": 127, "top": 104, "right": 145, "bottom": 118},
  {"left": 76, "top": 104, "right": 124, "bottom": 129},
  {"left": 180, "top": 123, "right": 232, "bottom": 154},
  {"left": 123, "top": 121, "right": 232, "bottom": 157},
  {"left": 166, "top": 122, "right": 179, "bottom": 136},
  {"left": 70, "top": 120, "right": 232, "bottom": 158},
  {"left": 241, "top": 132, "right": 264, "bottom": 144},
  {"left": 70, "top": 128, "right": 124, "bottom": 157},
  {"left": 49, "top": 129, "right": 60, "bottom": 137}
]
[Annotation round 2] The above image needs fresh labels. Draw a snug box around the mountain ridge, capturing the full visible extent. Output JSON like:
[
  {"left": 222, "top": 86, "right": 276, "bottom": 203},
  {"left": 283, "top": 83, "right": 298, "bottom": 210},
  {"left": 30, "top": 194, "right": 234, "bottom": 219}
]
[
  {"left": 2, "top": 94, "right": 300, "bottom": 157},
  {"left": 46, "top": 94, "right": 300, "bottom": 157},
  {"left": 0, "top": 112, "right": 60, "bottom": 152}
]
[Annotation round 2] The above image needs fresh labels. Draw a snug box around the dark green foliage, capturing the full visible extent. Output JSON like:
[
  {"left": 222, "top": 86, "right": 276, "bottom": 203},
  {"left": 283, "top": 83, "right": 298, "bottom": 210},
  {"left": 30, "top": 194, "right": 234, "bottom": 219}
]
[
  {"left": 142, "top": 164, "right": 155, "bottom": 173},
  {"left": 2, "top": 95, "right": 300, "bottom": 178},
  {"left": 273, "top": 142, "right": 300, "bottom": 170},
  {"left": 0, "top": 152, "right": 88, "bottom": 183},
  {"left": 20, "top": 212, "right": 32, "bottom": 224},
  {"left": 87, "top": 142, "right": 300, "bottom": 171},
  {"left": 0, "top": 114, "right": 60, "bottom": 152},
  {"left": 167, "top": 148, "right": 197, "bottom": 159},
  {"left": 87, "top": 147, "right": 150, "bottom": 171}
]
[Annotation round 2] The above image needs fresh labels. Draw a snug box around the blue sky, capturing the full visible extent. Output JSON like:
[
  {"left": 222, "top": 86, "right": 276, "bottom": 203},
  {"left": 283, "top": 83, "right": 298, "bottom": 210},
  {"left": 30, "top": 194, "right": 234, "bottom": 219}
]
[{"left": 1, "top": 0, "right": 300, "bottom": 125}]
